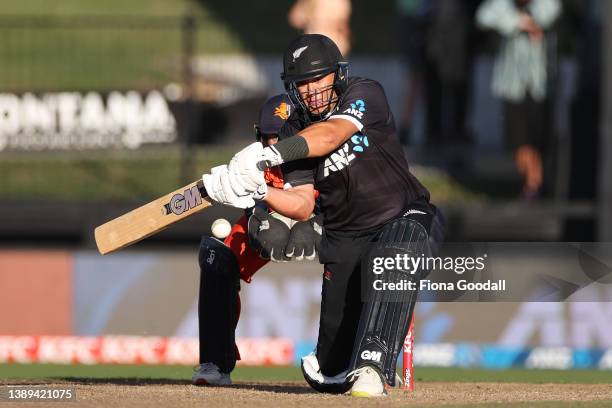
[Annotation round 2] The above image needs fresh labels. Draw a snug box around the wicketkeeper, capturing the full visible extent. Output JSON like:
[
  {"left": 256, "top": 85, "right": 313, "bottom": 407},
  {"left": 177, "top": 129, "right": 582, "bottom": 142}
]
[{"left": 193, "top": 94, "right": 323, "bottom": 385}]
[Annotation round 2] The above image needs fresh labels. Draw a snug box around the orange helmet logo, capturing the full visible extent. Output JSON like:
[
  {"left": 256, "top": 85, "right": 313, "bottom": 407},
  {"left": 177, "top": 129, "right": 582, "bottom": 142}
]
[{"left": 274, "top": 102, "right": 291, "bottom": 120}]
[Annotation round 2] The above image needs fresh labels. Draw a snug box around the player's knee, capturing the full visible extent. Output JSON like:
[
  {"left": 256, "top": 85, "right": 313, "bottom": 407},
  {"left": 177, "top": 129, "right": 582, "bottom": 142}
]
[
  {"left": 372, "top": 217, "right": 431, "bottom": 280},
  {"left": 401, "top": 203, "right": 446, "bottom": 256},
  {"left": 395, "top": 217, "right": 430, "bottom": 251}
]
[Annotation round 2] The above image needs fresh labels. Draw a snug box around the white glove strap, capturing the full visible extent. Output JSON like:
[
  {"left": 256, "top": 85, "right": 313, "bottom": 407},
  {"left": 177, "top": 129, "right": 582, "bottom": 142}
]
[{"left": 252, "top": 183, "right": 268, "bottom": 201}]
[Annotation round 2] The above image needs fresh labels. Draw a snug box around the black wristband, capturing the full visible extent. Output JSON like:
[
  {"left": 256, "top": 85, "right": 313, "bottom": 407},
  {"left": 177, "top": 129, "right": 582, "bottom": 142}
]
[{"left": 273, "top": 135, "right": 309, "bottom": 163}]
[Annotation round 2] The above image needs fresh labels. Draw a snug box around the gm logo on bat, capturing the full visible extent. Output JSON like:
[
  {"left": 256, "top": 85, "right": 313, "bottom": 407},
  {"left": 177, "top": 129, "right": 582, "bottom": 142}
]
[{"left": 163, "top": 181, "right": 207, "bottom": 216}]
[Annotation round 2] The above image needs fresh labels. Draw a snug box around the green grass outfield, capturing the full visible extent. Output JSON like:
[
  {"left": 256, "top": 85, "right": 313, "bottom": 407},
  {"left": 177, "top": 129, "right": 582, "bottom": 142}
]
[
  {"left": 0, "top": 0, "right": 244, "bottom": 92},
  {"left": 1, "top": 364, "right": 611, "bottom": 384}
]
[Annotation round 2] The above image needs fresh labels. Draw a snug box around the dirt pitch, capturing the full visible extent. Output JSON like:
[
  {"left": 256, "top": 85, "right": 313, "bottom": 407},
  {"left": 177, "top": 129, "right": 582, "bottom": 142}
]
[{"left": 3, "top": 379, "right": 612, "bottom": 408}]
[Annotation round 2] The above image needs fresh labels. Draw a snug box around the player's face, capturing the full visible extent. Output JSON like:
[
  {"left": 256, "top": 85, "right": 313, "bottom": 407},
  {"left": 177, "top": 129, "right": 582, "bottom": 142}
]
[{"left": 296, "top": 72, "right": 336, "bottom": 115}]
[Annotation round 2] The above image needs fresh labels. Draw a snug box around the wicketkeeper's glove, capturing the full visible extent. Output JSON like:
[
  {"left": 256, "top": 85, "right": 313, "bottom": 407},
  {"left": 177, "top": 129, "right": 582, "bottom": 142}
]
[
  {"left": 285, "top": 214, "right": 323, "bottom": 261},
  {"left": 247, "top": 207, "right": 291, "bottom": 262}
]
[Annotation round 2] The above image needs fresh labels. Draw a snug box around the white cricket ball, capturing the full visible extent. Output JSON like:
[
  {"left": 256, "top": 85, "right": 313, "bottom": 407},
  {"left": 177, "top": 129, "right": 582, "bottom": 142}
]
[{"left": 211, "top": 218, "right": 232, "bottom": 239}]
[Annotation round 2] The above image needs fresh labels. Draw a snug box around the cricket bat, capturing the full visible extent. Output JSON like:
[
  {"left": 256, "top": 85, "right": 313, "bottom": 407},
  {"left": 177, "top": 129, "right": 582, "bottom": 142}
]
[{"left": 94, "top": 179, "right": 212, "bottom": 255}]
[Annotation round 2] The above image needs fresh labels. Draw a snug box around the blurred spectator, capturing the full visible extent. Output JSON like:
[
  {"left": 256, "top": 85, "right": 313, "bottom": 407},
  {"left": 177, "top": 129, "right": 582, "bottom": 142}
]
[
  {"left": 477, "top": 0, "right": 561, "bottom": 198},
  {"left": 396, "top": 0, "right": 431, "bottom": 145},
  {"left": 397, "top": 0, "right": 479, "bottom": 146},
  {"left": 425, "top": 0, "right": 480, "bottom": 146},
  {"left": 288, "top": 0, "right": 352, "bottom": 56}
]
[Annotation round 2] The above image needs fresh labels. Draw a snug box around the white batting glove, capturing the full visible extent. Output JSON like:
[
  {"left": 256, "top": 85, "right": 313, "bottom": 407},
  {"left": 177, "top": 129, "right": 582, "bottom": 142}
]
[
  {"left": 203, "top": 165, "right": 255, "bottom": 209},
  {"left": 228, "top": 142, "right": 266, "bottom": 192},
  {"left": 227, "top": 142, "right": 283, "bottom": 195}
]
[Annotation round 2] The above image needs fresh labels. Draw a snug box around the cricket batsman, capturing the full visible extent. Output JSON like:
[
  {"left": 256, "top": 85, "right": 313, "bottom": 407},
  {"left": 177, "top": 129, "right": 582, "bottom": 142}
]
[
  {"left": 193, "top": 94, "right": 323, "bottom": 385},
  {"left": 203, "top": 34, "right": 445, "bottom": 396}
]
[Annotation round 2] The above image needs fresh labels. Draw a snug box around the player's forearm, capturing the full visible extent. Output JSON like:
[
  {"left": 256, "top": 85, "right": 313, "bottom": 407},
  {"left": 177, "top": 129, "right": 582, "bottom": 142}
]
[
  {"left": 263, "top": 187, "right": 314, "bottom": 221},
  {"left": 263, "top": 119, "right": 356, "bottom": 165},
  {"left": 299, "top": 121, "right": 348, "bottom": 157}
]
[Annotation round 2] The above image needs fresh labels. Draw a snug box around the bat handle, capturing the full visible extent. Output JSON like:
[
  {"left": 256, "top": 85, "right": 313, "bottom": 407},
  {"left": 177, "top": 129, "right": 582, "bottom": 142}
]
[{"left": 196, "top": 179, "right": 208, "bottom": 198}]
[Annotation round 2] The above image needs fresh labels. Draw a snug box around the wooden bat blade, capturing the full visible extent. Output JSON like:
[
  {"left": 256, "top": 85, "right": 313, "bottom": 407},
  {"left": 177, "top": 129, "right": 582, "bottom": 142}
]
[{"left": 95, "top": 179, "right": 212, "bottom": 255}]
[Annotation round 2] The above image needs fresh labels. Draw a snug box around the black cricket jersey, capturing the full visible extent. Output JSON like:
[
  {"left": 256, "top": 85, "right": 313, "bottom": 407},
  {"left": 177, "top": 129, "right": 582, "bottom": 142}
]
[{"left": 281, "top": 77, "right": 430, "bottom": 231}]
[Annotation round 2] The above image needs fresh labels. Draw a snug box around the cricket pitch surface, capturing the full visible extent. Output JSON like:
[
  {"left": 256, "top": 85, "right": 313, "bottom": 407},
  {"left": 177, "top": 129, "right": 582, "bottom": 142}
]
[{"left": 2, "top": 378, "right": 612, "bottom": 408}]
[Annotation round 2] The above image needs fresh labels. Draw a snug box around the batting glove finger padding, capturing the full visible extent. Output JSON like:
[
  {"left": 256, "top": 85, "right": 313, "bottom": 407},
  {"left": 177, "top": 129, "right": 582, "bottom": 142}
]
[
  {"left": 228, "top": 142, "right": 267, "bottom": 192},
  {"left": 203, "top": 166, "right": 255, "bottom": 209},
  {"left": 226, "top": 167, "right": 252, "bottom": 197}
]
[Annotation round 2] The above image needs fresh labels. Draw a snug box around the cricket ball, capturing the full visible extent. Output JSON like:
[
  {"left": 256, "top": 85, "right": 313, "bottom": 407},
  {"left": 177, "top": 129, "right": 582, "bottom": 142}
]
[{"left": 211, "top": 218, "right": 232, "bottom": 239}]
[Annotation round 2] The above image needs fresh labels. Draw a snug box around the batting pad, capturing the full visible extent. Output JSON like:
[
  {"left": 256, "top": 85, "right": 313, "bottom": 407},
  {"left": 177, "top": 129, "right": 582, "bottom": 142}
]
[
  {"left": 198, "top": 236, "right": 240, "bottom": 373},
  {"left": 349, "top": 217, "right": 430, "bottom": 386}
]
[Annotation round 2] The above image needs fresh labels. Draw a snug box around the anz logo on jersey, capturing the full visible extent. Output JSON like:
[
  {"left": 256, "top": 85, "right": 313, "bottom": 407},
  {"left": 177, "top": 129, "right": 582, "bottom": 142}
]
[
  {"left": 343, "top": 99, "right": 366, "bottom": 119},
  {"left": 322, "top": 132, "right": 370, "bottom": 178}
]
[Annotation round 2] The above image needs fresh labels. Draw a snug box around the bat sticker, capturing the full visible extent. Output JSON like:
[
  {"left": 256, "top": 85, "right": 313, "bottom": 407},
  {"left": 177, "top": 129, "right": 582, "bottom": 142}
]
[{"left": 163, "top": 181, "right": 208, "bottom": 215}]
